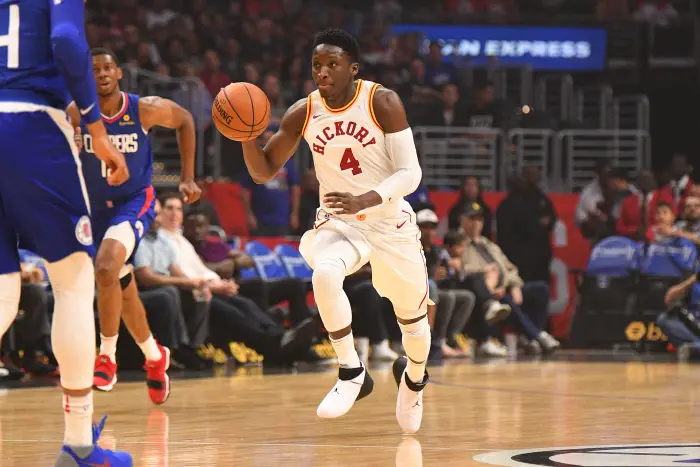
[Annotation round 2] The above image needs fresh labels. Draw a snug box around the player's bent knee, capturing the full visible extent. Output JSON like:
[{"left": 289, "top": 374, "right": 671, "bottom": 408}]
[
  {"left": 312, "top": 259, "right": 346, "bottom": 293},
  {"left": 47, "top": 253, "right": 96, "bottom": 390}
]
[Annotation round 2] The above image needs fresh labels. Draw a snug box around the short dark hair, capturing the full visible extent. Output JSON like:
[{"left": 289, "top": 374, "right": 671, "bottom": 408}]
[
  {"left": 91, "top": 48, "right": 120, "bottom": 66},
  {"left": 656, "top": 201, "right": 674, "bottom": 211},
  {"left": 608, "top": 167, "right": 628, "bottom": 181},
  {"left": 443, "top": 231, "right": 467, "bottom": 248},
  {"left": 312, "top": 28, "right": 360, "bottom": 62},
  {"left": 158, "top": 192, "right": 182, "bottom": 206}
]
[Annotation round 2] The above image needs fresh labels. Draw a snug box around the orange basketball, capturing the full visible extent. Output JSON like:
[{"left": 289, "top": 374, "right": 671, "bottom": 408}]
[{"left": 212, "top": 82, "right": 270, "bottom": 142}]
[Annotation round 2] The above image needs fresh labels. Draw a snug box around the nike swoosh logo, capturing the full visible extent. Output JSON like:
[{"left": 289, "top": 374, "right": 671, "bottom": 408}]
[
  {"left": 397, "top": 220, "right": 407, "bottom": 229},
  {"left": 80, "top": 103, "right": 96, "bottom": 116},
  {"left": 312, "top": 114, "right": 321, "bottom": 119}
]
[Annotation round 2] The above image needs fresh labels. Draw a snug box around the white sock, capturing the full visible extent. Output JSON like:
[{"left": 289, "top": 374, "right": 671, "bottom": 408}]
[
  {"left": 99, "top": 334, "right": 118, "bottom": 363},
  {"left": 63, "top": 392, "right": 94, "bottom": 447},
  {"left": 330, "top": 332, "right": 361, "bottom": 368},
  {"left": 138, "top": 334, "right": 161, "bottom": 362},
  {"left": 399, "top": 318, "right": 431, "bottom": 384}
]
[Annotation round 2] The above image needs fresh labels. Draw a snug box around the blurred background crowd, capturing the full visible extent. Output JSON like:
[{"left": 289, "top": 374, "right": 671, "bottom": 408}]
[{"left": 2, "top": 0, "right": 700, "bottom": 382}]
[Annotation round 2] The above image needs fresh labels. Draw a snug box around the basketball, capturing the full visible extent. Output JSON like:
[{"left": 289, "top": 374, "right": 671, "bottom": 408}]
[{"left": 212, "top": 82, "right": 270, "bottom": 142}]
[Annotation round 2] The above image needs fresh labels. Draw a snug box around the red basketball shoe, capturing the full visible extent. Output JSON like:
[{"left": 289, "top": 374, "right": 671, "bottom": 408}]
[
  {"left": 93, "top": 355, "right": 117, "bottom": 391},
  {"left": 144, "top": 345, "right": 170, "bottom": 405}
]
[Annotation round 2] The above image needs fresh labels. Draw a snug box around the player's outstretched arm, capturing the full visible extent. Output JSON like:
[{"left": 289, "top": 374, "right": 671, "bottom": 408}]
[
  {"left": 324, "top": 88, "right": 422, "bottom": 215},
  {"left": 241, "top": 98, "right": 307, "bottom": 184},
  {"left": 139, "top": 97, "right": 201, "bottom": 203}
]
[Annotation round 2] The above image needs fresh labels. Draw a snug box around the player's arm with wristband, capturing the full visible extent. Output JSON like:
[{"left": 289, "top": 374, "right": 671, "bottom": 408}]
[
  {"left": 49, "top": 0, "right": 128, "bottom": 186},
  {"left": 324, "top": 87, "right": 422, "bottom": 215},
  {"left": 139, "top": 96, "right": 201, "bottom": 203},
  {"left": 241, "top": 98, "right": 308, "bottom": 184}
]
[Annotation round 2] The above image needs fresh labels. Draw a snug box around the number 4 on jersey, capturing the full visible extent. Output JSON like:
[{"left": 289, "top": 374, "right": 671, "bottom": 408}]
[{"left": 340, "top": 148, "right": 362, "bottom": 175}]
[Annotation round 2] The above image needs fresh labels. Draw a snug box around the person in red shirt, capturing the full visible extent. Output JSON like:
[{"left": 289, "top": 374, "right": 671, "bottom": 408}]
[
  {"left": 616, "top": 170, "right": 672, "bottom": 240},
  {"left": 658, "top": 153, "right": 693, "bottom": 215},
  {"left": 199, "top": 50, "right": 232, "bottom": 98}
]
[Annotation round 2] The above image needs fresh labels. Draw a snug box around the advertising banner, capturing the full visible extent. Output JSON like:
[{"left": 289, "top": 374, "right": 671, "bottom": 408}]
[{"left": 392, "top": 24, "right": 608, "bottom": 71}]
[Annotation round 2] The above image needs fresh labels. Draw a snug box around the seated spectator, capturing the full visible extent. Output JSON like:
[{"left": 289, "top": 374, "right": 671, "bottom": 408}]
[
  {"left": 576, "top": 159, "right": 612, "bottom": 243},
  {"left": 134, "top": 200, "right": 222, "bottom": 370},
  {"left": 343, "top": 265, "right": 401, "bottom": 362},
  {"left": 421, "top": 82, "right": 469, "bottom": 127},
  {"left": 448, "top": 175, "right": 492, "bottom": 236},
  {"left": 156, "top": 192, "right": 317, "bottom": 363},
  {"left": 183, "top": 210, "right": 315, "bottom": 326},
  {"left": 460, "top": 203, "right": 559, "bottom": 356},
  {"left": 659, "top": 153, "right": 693, "bottom": 215},
  {"left": 464, "top": 79, "right": 509, "bottom": 132},
  {"left": 418, "top": 210, "right": 475, "bottom": 358},
  {"left": 649, "top": 202, "right": 680, "bottom": 242},
  {"left": 675, "top": 196, "right": 700, "bottom": 241},
  {"left": 241, "top": 129, "right": 300, "bottom": 236},
  {"left": 662, "top": 275, "right": 700, "bottom": 360},
  {"left": 616, "top": 170, "right": 667, "bottom": 240}
]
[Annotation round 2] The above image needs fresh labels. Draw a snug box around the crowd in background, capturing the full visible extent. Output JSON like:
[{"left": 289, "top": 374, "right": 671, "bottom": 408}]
[{"left": 0, "top": 0, "right": 697, "bottom": 382}]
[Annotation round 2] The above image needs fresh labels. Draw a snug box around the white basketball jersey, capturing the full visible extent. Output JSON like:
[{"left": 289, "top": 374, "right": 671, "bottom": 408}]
[{"left": 302, "top": 80, "right": 399, "bottom": 218}]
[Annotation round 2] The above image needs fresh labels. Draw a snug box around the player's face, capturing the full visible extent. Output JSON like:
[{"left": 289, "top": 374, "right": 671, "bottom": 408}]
[
  {"left": 311, "top": 44, "right": 358, "bottom": 99},
  {"left": 92, "top": 54, "right": 123, "bottom": 97}
]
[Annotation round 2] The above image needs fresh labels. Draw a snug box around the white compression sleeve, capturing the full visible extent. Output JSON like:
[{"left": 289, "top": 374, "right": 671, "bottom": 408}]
[{"left": 373, "top": 127, "right": 422, "bottom": 204}]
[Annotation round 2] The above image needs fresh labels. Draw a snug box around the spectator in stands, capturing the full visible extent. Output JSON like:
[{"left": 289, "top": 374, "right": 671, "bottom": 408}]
[
  {"left": 297, "top": 168, "right": 320, "bottom": 234},
  {"left": 134, "top": 200, "right": 219, "bottom": 370},
  {"left": 418, "top": 209, "right": 475, "bottom": 358},
  {"left": 464, "top": 79, "right": 508, "bottom": 130},
  {"left": 633, "top": 0, "right": 678, "bottom": 25},
  {"left": 448, "top": 175, "right": 492, "bottom": 236},
  {"left": 422, "top": 82, "right": 469, "bottom": 127},
  {"left": 241, "top": 130, "right": 301, "bottom": 236},
  {"left": 676, "top": 196, "right": 700, "bottom": 240},
  {"left": 343, "top": 265, "right": 401, "bottom": 362},
  {"left": 424, "top": 42, "right": 458, "bottom": 90},
  {"left": 497, "top": 166, "right": 557, "bottom": 284},
  {"left": 659, "top": 153, "right": 693, "bottom": 215},
  {"left": 616, "top": 170, "right": 667, "bottom": 240},
  {"left": 576, "top": 159, "right": 613, "bottom": 243},
  {"left": 460, "top": 203, "right": 559, "bottom": 356},
  {"left": 200, "top": 49, "right": 231, "bottom": 98},
  {"left": 649, "top": 201, "right": 679, "bottom": 242},
  {"left": 156, "top": 192, "right": 317, "bottom": 363},
  {"left": 662, "top": 275, "right": 700, "bottom": 360},
  {"left": 182, "top": 210, "right": 316, "bottom": 326}
]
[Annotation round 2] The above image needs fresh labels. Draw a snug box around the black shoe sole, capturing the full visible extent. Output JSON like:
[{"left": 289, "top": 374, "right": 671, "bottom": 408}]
[{"left": 280, "top": 317, "right": 318, "bottom": 358}]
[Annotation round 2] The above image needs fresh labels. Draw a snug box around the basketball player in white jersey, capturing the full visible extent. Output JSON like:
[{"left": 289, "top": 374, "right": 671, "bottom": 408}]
[{"left": 241, "top": 28, "right": 429, "bottom": 433}]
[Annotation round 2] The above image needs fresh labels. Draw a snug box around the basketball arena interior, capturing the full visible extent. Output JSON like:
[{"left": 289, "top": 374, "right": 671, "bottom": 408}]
[{"left": 2, "top": 1, "right": 700, "bottom": 466}]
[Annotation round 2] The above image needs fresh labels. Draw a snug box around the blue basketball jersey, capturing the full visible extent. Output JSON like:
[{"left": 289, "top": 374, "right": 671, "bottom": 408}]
[
  {"left": 0, "top": 0, "right": 71, "bottom": 109},
  {"left": 80, "top": 92, "right": 153, "bottom": 208}
]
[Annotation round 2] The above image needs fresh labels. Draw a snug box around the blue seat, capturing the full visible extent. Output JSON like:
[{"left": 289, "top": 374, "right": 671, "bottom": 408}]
[
  {"left": 637, "top": 237, "right": 697, "bottom": 314},
  {"left": 570, "top": 237, "right": 642, "bottom": 347},
  {"left": 244, "top": 241, "right": 289, "bottom": 280},
  {"left": 275, "top": 244, "right": 312, "bottom": 280}
]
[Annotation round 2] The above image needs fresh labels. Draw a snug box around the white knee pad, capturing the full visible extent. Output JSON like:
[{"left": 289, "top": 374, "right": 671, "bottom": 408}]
[
  {"left": 46, "top": 252, "right": 96, "bottom": 390},
  {"left": 0, "top": 272, "right": 21, "bottom": 339},
  {"left": 104, "top": 222, "right": 136, "bottom": 259},
  {"left": 312, "top": 258, "right": 352, "bottom": 332},
  {"left": 398, "top": 315, "right": 431, "bottom": 365}
]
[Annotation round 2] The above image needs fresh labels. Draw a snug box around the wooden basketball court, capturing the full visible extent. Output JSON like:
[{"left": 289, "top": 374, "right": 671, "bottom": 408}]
[{"left": 0, "top": 354, "right": 697, "bottom": 466}]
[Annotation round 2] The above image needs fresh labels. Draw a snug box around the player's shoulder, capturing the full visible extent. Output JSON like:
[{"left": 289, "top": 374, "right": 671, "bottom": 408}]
[
  {"left": 280, "top": 97, "right": 309, "bottom": 134},
  {"left": 369, "top": 86, "right": 407, "bottom": 133},
  {"left": 371, "top": 86, "right": 402, "bottom": 110}
]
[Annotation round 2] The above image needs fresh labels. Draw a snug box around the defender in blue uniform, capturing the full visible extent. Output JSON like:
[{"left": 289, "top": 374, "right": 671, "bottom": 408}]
[
  {"left": 0, "top": 1, "right": 132, "bottom": 466},
  {"left": 68, "top": 49, "right": 200, "bottom": 405}
]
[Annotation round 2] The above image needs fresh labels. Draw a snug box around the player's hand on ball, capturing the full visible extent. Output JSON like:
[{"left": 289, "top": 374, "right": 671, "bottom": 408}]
[
  {"left": 179, "top": 179, "right": 202, "bottom": 204},
  {"left": 324, "top": 192, "right": 366, "bottom": 215}
]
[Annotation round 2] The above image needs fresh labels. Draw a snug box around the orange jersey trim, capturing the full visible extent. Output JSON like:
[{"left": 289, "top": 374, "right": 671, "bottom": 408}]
[
  {"left": 368, "top": 83, "right": 384, "bottom": 133},
  {"left": 301, "top": 94, "right": 313, "bottom": 137},
  {"left": 321, "top": 79, "right": 363, "bottom": 114}
]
